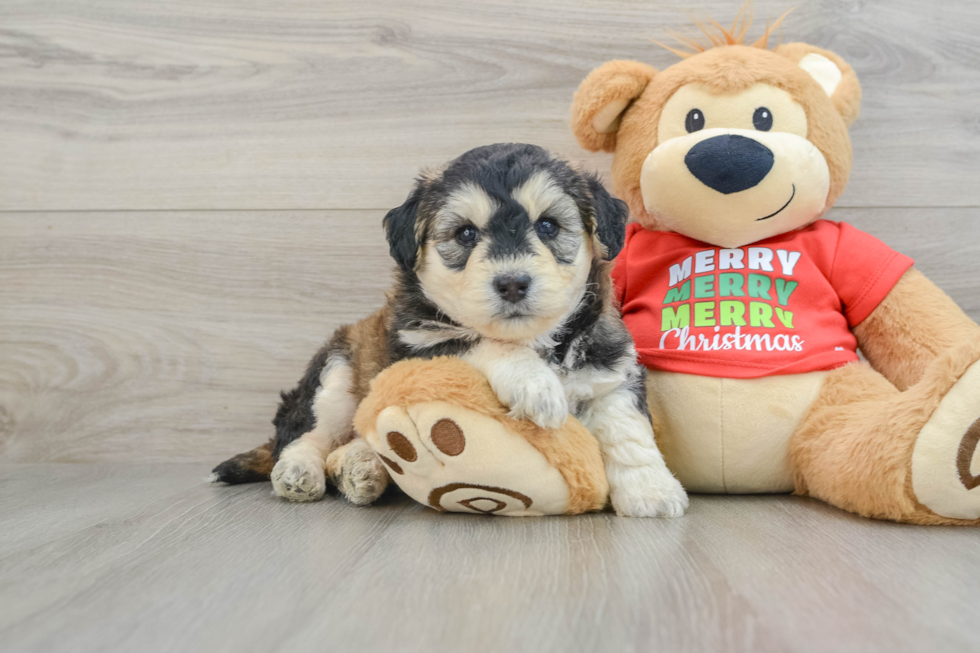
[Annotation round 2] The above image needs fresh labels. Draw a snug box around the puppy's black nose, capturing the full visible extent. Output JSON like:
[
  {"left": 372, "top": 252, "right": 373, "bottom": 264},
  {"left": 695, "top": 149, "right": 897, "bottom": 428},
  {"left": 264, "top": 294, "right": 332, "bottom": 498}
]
[
  {"left": 684, "top": 134, "right": 774, "bottom": 194},
  {"left": 493, "top": 274, "right": 531, "bottom": 303}
]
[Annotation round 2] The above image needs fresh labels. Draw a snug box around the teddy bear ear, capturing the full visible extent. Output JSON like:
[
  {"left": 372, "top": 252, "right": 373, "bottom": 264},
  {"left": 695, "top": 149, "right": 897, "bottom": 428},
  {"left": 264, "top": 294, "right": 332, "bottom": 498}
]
[
  {"left": 775, "top": 43, "right": 862, "bottom": 127},
  {"left": 571, "top": 60, "right": 658, "bottom": 153}
]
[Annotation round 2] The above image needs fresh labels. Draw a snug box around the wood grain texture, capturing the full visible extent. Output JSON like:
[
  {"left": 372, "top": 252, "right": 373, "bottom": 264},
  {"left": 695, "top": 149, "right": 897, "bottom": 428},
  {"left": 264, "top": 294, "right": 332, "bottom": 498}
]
[
  {"left": 0, "top": 209, "right": 980, "bottom": 462},
  {"left": 2, "top": 208, "right": 979, "bottom": 464},
  {"left": 3, "top": 2, "right": 979, "bottom": 650},
  {"left": 1, "top": 0, "right": 979, "bottom": 211},
  {"left": 0, "top": 463, "right": 977, "bottom": 653},
  {"left": 0, "top": 210, "right": 392, "bottom": 462}
]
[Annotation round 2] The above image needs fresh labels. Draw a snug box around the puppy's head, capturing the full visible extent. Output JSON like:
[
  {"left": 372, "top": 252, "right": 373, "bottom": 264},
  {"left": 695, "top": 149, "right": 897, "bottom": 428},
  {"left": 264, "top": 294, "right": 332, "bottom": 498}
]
[{"left": 383, "top": 143, "right": 628, "bottom": 341}]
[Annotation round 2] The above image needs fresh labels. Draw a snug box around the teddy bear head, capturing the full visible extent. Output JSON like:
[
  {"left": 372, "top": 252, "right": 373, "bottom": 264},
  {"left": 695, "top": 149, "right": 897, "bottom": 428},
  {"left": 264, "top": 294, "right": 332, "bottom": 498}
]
[{"left": 571, "top": 16, "right": 861, "bottom": 248}]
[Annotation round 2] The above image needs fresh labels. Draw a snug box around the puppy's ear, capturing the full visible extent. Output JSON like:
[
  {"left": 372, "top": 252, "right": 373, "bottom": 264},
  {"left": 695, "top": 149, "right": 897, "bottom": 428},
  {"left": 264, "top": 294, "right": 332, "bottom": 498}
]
[
  {"left": 571, "top": 60, "right": 657, "bottom": 153},
  {"left": 776, "top": 43, "right": 862, "bottom": 127},
  {"left": 383, "top": 185, "right": 423, "bottom": 273},
  {"left": 585, "top": 174, "right": 629, "bottom": 260}
]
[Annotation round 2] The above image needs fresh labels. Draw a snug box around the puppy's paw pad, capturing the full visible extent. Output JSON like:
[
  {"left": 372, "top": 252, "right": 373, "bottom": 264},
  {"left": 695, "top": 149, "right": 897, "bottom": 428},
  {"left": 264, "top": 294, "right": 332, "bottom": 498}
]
[
  {"left": 271, "top": 456, "right": 326, "bottom": 502},
  {"left": 611, "top": 469, "right": 688, "bottom": 518},
  {"left": 505, "top": 386, "right": 569, "bottom": 430},
  {"left": 612, "top": 489, "right": 688, "bottom": 518},
  {"left": 338, "top": 447, "right": 388, "bottom": 506},
  {"left": 489, "top": 365, "right": 569, "bottom": 430}
]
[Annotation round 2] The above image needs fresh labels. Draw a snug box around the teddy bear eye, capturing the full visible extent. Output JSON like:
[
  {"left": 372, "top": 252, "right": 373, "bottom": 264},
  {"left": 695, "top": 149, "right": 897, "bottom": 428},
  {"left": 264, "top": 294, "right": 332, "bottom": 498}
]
[
  {"left": 753, "top": 107, "right": 773, "bottom": 131},
  {"left": 685, "top": 108, "right": 705, "bottom": 133}
]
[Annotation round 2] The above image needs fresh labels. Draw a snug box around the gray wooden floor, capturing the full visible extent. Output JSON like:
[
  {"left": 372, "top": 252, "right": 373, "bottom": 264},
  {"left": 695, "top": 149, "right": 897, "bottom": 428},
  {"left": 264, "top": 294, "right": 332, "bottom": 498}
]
[
  {"left": 2, "top": 463, "right": 979, "bottom": 653},
  {"left": 2, "top": 0, "right": 980, "bottom": 651}
]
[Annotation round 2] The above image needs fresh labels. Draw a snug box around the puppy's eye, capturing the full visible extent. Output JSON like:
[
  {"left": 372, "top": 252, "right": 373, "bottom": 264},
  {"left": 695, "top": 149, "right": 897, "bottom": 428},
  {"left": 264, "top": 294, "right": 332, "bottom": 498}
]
[
  {"left": 753, "top": 107, "right": 773, "bottom": 131},
  {"left": 535, "top": 218, "right": 559, "bottom": 240},
  {"left": 685, "top": 108, "right": 705, "bottom": 133},
  {"left": 455, "top": 225, "right": 480, "bottom": 246}
]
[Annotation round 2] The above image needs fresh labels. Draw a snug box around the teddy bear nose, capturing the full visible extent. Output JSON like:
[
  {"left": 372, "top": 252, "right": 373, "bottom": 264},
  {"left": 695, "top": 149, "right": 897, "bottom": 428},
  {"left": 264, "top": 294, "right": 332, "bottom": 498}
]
[{"left": 684, "top": 134, "right": 775, "bottom": 194}]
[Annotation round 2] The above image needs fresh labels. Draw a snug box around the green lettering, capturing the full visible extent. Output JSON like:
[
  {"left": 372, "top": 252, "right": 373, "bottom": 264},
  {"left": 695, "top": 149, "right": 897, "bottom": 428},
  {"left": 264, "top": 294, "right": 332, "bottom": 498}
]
[
  {"left": 775, "top": 307, "right": 795, "bottom": 328},
  {"left": 749, "top": 302, "right": 775, "bottom": 328},
  {"left": 719, "top": 272, "right": 745, "bottom": 297},
  {"left": 663, "top": 280, "right": 691, "bottom": 305},
  {"left": 694, "top": 275, "right": 715, "bottom": 299},
  {"left": 775, "top": 279, "right": 798, "bottom": 306},
  {"left": 747, "top": 274, "right": 772, "bottom": 300},
  {"left": 661, "top": 304, "right": 690, "bottom": 330},
  {"left": 719, "top": 300, "right": 747, "bottom": 326},
  {"left": 693, "top": 302, "right": 716, "bottom": 327}
]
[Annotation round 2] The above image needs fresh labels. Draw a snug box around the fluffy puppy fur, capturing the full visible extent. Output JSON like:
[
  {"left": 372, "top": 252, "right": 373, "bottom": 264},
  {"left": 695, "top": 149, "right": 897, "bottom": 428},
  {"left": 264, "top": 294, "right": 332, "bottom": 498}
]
[{"left": 212, "top": 143, "right": 687, "bottom": 517}]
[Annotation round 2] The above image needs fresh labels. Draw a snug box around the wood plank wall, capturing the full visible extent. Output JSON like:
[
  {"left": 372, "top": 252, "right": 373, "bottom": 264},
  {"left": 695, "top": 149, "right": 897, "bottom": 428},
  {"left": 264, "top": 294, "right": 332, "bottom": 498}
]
[{"left": 2, "top": 0, "right": 979, "bottom": 462}]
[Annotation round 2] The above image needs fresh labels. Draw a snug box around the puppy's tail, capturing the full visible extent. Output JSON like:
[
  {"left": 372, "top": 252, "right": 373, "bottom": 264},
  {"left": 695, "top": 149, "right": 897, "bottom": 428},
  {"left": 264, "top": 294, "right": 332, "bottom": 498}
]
[{"left": 210, "top": 440, "right": 276, "bottom": 484}]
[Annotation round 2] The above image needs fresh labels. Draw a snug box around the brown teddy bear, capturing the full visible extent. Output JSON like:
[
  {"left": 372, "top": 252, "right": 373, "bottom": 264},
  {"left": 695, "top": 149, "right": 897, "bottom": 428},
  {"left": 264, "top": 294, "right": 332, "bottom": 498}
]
[{"left": 569, "top": 11, "right": 980, "bottom": 525}]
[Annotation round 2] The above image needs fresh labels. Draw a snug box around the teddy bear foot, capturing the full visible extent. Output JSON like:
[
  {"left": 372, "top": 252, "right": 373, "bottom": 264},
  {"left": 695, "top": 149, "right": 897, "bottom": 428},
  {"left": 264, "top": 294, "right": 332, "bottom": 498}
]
[
  {"left": 365, "top": 401, "right": 573, "bottom": 516},
  {"left": 911, "top": 359, "right": 980, "bottom": 521}
]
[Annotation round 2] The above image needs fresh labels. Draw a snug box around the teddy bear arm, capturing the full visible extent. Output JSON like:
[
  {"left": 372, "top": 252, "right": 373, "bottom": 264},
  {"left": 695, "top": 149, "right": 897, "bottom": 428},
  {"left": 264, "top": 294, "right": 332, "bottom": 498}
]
[{"left": 854, "top": 268, "right": 980, "bottom": 391}]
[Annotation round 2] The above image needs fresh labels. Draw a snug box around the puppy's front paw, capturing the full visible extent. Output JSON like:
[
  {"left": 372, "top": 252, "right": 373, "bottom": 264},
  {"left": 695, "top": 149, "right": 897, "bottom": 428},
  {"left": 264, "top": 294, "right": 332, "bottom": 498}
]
[
  {"left": 271, "top": 453, "right": 326, "bottom": 502},
  {"left": 609, "top": 465, "right": 688, "bottom": 518},
  {"left": 499, "top": 371, "right": 569, "bottom": 430}
]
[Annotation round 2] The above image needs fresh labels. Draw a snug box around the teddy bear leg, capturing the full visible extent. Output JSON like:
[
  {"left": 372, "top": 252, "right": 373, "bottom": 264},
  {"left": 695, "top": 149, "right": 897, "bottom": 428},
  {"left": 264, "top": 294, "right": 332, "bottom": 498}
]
[
  {"left": 353, "top": 358, "right": 609, "bottom": 516},
  {"left": 791, "top": 346, "right": 980, "bottom": 525},
  {"left": 367, "top": 402, "right": 577, "bottom": 515}
]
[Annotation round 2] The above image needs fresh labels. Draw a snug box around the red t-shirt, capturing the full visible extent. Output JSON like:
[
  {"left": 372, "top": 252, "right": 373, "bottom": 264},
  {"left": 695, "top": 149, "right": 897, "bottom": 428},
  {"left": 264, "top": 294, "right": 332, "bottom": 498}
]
[{"left": 612, "top": 220, "right": 913, "bottom": 379}]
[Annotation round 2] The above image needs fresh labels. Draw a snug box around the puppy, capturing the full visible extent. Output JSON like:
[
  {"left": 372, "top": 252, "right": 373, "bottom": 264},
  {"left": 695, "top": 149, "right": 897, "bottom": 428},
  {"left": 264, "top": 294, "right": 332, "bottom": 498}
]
[{"left": 212, "top": 143, "right": 688, "bottom": 517}]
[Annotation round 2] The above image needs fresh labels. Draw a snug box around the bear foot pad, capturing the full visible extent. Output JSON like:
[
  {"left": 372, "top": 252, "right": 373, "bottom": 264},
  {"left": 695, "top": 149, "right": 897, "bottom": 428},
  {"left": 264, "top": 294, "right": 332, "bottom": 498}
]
[
  {"left": 364, "top": 401, "right": 571, "bottom": 516},
  {"left": 912, "top": 359, "right": 980, "bottom": 520}
]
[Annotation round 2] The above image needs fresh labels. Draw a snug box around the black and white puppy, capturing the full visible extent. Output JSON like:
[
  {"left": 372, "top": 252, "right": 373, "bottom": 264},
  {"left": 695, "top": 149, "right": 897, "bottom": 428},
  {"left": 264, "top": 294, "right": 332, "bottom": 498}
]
[{"left": 213, "top": 143, "right": 688, "bottom": 517}]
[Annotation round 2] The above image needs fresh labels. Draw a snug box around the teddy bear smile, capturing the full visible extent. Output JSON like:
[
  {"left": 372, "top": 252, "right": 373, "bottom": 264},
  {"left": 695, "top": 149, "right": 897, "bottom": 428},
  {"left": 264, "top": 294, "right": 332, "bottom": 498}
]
[{"left": 756, "top": 184, "right": 796, "bottom": 221}]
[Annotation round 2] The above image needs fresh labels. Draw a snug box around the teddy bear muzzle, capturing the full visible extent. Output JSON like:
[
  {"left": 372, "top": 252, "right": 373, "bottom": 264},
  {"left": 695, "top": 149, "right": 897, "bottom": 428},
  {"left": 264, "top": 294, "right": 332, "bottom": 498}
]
[
  {"left": 640, "top": 127, "right": 830, "bottom": 248},
  {"left": 684, "top": 133, "right": 774, "bottom": 194}
]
